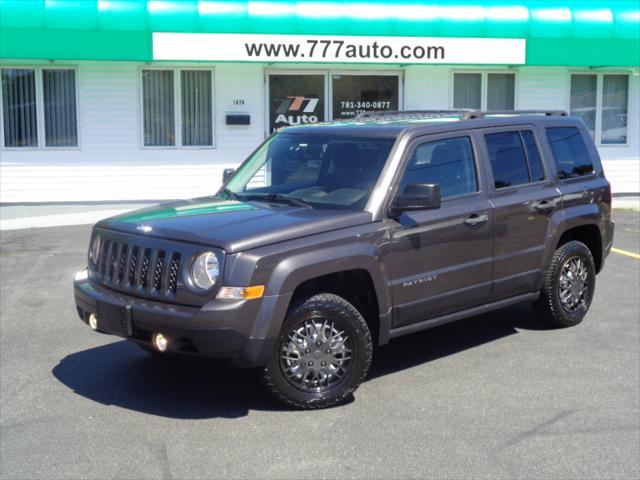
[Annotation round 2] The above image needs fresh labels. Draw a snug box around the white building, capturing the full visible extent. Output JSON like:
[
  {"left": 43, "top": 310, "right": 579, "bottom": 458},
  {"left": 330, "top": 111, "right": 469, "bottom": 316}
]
[{"left": 1, "top": 1, "right": 638, "bottom": 204}]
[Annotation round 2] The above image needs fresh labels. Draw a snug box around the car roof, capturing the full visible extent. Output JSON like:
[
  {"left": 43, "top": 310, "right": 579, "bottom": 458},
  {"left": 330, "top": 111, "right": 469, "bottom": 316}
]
[{"left": 279, "top": 111, "right": 581, "bottom": 138}]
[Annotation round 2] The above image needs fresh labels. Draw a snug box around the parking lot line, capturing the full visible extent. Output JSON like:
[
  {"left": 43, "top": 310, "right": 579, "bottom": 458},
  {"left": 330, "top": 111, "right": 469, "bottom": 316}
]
[{"left": 611, "top": 247, "right": 640, "bottom": 260}]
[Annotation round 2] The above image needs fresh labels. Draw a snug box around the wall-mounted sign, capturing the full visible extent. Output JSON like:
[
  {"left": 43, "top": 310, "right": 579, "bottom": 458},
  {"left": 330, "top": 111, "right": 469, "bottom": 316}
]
[{"left": 154, "top": 33, "right": 526, "bottom": 65}]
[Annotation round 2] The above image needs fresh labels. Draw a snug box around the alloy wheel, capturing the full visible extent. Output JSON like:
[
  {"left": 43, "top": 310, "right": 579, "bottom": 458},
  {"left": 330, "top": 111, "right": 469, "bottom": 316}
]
[
  {"left": 279, "top": 318, "right": 352, "bottom": 392},
  {"left": 558, "top": 257, "right": 589, "bottom": 312}
]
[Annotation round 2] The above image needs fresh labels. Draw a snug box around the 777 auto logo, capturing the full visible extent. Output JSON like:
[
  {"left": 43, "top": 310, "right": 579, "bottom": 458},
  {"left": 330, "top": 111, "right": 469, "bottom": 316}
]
[{"left": 274, "top": 96, "right": 320, "bottom": 126}]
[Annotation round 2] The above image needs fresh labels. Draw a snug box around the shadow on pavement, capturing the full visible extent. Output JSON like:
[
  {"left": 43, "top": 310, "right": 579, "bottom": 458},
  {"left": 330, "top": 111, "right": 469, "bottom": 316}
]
[
  {"left": 52, "top": 302, "right": 547, "bottom": 418},
  {"left": 369, "top": 301, "right": 546, "bottom": 379},
  {"left": 52, "top": 341, "right": 278, "bottom": 419}
]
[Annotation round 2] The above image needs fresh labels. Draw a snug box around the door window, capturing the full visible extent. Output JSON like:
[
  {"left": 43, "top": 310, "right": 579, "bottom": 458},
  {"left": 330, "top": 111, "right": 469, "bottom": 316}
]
[
  {"left": 399, "top": 137, "right": 477, "bottom": 198},
  {"left": 521, "top": 131, "right": 545, "bottom": 182},
  {"left": 485, "top": 131, "right": 546, "bottom": 189}
]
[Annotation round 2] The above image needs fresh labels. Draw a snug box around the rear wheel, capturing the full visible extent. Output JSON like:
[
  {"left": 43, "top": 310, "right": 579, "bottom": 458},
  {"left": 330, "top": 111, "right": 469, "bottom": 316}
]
[
  {"left": 534, "top": 240, "right": 596, "bottom": 328},
  {"left": 263, "top": 293, "right": 372, "bottom": 409}
]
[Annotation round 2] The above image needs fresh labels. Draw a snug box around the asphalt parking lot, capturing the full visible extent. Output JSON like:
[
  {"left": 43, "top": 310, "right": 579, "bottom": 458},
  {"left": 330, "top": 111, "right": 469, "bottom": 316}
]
[{"left": 1, "top": 211, "right": 638, "bottom": 479}]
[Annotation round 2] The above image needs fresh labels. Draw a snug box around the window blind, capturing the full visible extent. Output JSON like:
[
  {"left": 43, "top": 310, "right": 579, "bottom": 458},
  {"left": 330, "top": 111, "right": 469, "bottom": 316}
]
[
  {"left": 487, "top": 73, "right": 515, "bottom": 110},
  {"left": 43, "top": 69, "right": 78, "bottom": 147},
  {"left": 453, "top": 73, "right": 481, "bottom": 110},
  {"left": 181, "top": 70, "right": 212, "bottom": 146},
  {"left": 142, "top": 70, "right": 175, "bottom": 146},
  {"left": 570, "top": 75, "right": 597, "bottom": 139},
  {"left": 601, "top": 75, "right": 628, "bottom": 145},
  {"left": 1, "top": 68, "right": 37, "bottom": 147}
]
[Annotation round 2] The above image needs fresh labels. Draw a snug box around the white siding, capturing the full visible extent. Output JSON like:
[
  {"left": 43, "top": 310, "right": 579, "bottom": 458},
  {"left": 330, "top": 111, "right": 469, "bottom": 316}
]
[
  {"left": 404, "top": 66, "right": 449, "bottom": 110},
  {"left": 1, "top": 63, "right": 638, "bottom": 203}
]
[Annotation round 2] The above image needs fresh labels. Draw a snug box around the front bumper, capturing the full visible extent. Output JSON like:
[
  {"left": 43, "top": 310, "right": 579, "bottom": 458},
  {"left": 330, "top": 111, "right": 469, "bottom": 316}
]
[{"left": 74, "top": 278, "right": 283, "bottom": 367}]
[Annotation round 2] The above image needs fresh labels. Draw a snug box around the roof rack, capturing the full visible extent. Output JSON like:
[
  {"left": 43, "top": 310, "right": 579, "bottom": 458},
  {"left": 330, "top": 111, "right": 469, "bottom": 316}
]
[
  {"left": 355, "top": 109, "right": 568, "bottom": 121},
  {"left": 356, "top": 110, "right": 475, "bottom": 120},
  {"left": 468, "top": 110, "right": 568, "bottom": 119}
]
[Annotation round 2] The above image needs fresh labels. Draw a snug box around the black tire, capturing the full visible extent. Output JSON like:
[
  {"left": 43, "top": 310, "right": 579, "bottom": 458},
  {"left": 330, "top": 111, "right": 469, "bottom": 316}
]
[
  {"left": 263, "top": 293, "right": 372, "bottom": 410},
  {"left": 534, "top": 240, "right": 596, "bottom": 328}
]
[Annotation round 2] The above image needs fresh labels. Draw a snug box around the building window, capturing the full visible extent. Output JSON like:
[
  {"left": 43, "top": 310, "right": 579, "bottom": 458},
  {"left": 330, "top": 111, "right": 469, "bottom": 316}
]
[
  {"left": 453, "top": 72, "right": 515, "bottom": 111},
  {"left": 602, "top": 75, "right": 628, "bottom": 145},
  {"left": 141, "top": 69, "right": 213, "bottom": 147},
  {"left": 1, "top": 67, "right": 77, "bottom": 148},
  {"left": 42, "top": 69, "right": 78, "bottom": 147},
  {"left": 142, "top": 70, "right": 175, "bottom": 146},
  {"left": 570, "top": 73, "right": 629, "bottom": 145},
  {"left": 181, "top": 70, "right": 213, "bottom": 146},
  {"left": 1, "top": 69, "right": 37, "bottom": 147},
  {"left": 453, "top": 73, "right": 481, "bottom": 110},
  {"left": 487, "top": 74, "right": 515, "bottom": 110}
]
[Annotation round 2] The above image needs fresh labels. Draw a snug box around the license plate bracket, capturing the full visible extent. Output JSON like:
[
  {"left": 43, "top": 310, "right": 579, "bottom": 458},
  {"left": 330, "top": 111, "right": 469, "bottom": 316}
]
[{"left": 96, "top": 301, "right": 132, "bottom": 337}]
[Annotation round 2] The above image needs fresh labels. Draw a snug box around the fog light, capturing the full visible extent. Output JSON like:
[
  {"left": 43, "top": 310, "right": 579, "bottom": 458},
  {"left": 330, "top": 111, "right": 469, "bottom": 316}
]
[
  {"left": 88, "top": 313, "right": 98, "bottom": 330},
  {"left": 75, "top": 268, "right": 88, "bottom": 281},
  {"left": 152, "top": 333, "right": 168, "bottom": 352}
]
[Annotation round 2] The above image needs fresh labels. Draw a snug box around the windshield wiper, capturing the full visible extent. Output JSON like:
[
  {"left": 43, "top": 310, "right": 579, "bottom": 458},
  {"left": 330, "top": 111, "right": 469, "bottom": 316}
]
[
  {"left": 239, "top": 193, "right": 312, "bottom": 209},
  {"left": 219, "top": 187, "right": 239, "bottom": 200}
]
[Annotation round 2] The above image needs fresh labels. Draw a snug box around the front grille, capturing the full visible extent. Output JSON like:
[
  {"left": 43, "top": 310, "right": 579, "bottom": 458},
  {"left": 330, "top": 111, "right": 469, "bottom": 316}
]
[{"left": 91, "top": 236, "right": 181, "bottom": 299}]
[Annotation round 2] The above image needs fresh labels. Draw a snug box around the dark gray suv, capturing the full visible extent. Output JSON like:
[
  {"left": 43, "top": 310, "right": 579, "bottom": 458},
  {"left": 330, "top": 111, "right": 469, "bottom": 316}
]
[{"left": 74, "top": 110, "right": 614, "bottom": 409}]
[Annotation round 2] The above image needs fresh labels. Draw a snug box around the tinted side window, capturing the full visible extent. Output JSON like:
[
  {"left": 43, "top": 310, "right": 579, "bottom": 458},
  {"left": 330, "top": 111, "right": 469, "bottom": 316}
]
[
  {"left": 546, "top": 127, "right": 594, "bottom": 179},
  {"left": 521, "top": 131, "right": 545, "bottom": 182},
  {"left": 400, "top": 137, "right": 477, "bottom": 198},
  {"left": 485, "top": 131, "right": 530, "bottom": 188}
]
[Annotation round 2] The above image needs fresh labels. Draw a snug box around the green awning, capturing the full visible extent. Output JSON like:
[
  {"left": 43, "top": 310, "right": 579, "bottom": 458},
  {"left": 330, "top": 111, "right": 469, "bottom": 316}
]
[{"left": 1, "top": 0, "right": 638, "bottom": 66}]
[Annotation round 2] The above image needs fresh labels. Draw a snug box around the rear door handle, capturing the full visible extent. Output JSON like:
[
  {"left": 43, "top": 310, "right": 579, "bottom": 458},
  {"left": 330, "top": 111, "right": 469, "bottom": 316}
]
[
  {"left": 464, "top": 213, "right": 489, "bottom": 227},
  {"left": 535, "top": 200, "right": 556, "bottom": 214}
]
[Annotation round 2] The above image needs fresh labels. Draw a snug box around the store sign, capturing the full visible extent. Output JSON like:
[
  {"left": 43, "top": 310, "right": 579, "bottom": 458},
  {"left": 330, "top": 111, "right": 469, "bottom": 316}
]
[{"left": 154, "top": 33, "right": 526, "bottom": 65}]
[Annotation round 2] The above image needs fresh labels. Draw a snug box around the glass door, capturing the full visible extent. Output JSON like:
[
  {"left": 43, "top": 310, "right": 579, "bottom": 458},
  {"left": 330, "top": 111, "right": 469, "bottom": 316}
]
[
  {"left": 266, "top": 71, "right": 402, "bottom": 134},
  {"left": 331, "top": 74, "right": 400, "bottom": 120},
  {"left": 267, "top": 73, "right": 327, "bottom": 134}
]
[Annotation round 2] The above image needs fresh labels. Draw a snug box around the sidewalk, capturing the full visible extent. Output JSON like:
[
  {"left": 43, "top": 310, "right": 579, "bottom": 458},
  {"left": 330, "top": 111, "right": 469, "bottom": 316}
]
[{"left": 1, "top": 196, "right": 638, "bottom": 231}]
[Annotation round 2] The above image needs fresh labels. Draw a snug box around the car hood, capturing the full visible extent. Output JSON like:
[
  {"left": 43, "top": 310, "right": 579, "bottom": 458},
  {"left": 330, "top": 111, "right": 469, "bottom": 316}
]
[{"left": 96, "top": 196, "right": 372, "bottom": 253}]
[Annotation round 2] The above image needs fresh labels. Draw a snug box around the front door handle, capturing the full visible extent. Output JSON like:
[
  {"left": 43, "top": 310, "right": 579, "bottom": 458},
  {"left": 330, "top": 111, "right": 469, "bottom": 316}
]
[
  {"left": 535, "top": 200, "right": 556, "bottom": 214},
  {"left": 464, "top": 213, "right": 489, "bottom": 227}
]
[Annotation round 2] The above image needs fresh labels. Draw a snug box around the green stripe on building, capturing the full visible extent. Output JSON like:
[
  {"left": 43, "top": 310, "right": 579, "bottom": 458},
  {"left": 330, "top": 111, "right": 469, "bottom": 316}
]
[{"left": 1, "top": 0, "right": 639, "bottom": 66}]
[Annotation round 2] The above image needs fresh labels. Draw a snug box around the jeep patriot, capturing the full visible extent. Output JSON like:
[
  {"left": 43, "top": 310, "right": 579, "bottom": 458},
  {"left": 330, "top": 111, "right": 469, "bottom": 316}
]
[{"left": 74, "top": 110, "right": 614, "bottom": 409}]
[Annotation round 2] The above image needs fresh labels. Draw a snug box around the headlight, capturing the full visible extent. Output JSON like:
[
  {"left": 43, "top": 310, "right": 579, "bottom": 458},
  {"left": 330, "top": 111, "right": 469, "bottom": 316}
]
[
  {"left": 190, "top": 252, "right": 220, "bottom": 290},
  {"left": 90, "top": 234, "right": 101, "bottom": 264}
]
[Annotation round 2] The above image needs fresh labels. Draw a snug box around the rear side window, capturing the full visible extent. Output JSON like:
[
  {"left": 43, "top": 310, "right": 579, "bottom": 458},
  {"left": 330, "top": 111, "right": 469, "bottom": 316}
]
[
  {"left": 400, "top": 137, "right": 477, "bottom": 198},
  {"left": 485, "top": 130, "right": 546, "bottom": 189},
  {"left": 546, "top": 127, "right": 594, "bottom": 179}
]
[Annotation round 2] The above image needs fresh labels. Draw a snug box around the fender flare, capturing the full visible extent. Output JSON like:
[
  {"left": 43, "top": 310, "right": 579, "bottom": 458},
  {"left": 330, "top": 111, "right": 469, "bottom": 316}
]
[
  {"left": 542, "top": 202, "right": 603, "bottom": 272},
  {"left": 252, "top": 242, "right": 391, "bottom": 340}
]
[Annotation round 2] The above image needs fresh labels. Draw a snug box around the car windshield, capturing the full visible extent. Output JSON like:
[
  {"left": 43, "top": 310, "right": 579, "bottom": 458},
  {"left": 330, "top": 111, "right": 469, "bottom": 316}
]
[{"left": 222, "top": 132, "right": 396, "bottom": 210}]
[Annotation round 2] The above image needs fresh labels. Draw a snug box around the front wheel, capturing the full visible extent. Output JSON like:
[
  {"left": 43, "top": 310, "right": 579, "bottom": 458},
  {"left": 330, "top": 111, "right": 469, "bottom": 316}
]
[
  {"left": 263, "top": 293, "right": 372, "bottom": 409},
  {"left": 534, "top": 240, "right": 596, "bottom": 328}
]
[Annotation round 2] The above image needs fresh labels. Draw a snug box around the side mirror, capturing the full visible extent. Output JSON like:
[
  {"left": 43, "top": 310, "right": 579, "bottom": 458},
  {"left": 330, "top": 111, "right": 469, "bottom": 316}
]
[
  {"left": 222, "top": 168, "right": 235, "bottom": 184},
  {"left": 389, "top": 184, "right": 441, "bottom": 217}
]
